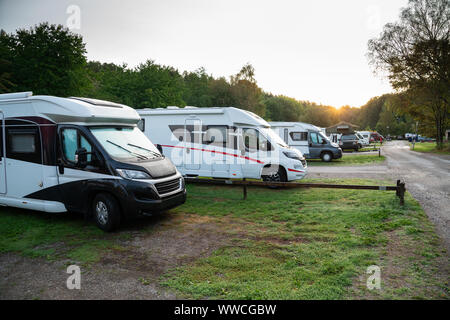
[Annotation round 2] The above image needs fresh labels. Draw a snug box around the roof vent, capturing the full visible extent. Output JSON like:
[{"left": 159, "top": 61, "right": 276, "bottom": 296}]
[
  {"left": 166, "top": 106, "right": 179, "bottom": 109},
  {"left": 184, "top": 106, "right": 198, "bottom": 109},
  {"left": 0, "top": 92, "right": 33, "bottom": 100}
]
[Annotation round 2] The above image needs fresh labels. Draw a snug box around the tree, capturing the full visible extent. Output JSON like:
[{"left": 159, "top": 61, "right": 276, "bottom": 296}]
[
  {"left": 0, "top": 30, "right": 15, "bottom": 93},
  {"left": 264, "top": 95, "right": 305, "bottom": 121},
  {"left": 230, "top": 63, "right": 265, "bottom": 116},
  {"left": 1, "top": 23, "right": 89, "bottom": 96},
  {"left": 368, "top": 0, "right": 450, "bottom": 148},
  {"left": 182, "top": 68, "right": 213, "bottom": 107}
]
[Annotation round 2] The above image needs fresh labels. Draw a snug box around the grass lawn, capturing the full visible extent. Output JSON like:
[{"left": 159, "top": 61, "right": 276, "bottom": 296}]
[
  {"left": 0, "top": 178, "right": 448, "bottom": 299},
  {"left": 307, "top": 154, "right": 385, "bottom": 166},
  {"left": 409, "top": 142, "right": 450, "bottom": 155},
  {"left": 163, "top": 179, "right": 448, "bottom": 299}
]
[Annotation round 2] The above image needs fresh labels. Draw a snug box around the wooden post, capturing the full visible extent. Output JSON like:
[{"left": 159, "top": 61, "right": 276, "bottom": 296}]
[
  {"left": 378, "top": 148, "right": 381, "bottom": 157},
  {"left": 243, "top": 178, "right": 247, "bottom": 200},
  {"left": 396, "top": 180, "right": 405, "bottom": 205}
]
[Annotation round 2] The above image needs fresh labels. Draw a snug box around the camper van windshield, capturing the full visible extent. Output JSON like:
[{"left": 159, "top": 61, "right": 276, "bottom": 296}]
[
  {"left": 260, "top": 127, "right": 288, "bottom": 148},
  {"left": 90, "top": 127, "right": 161, "bottom": 160}
]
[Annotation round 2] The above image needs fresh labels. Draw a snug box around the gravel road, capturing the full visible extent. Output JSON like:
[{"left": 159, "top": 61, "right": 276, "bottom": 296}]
[{"left": 308, "top": 140, "right": 450, "bottom": 253}]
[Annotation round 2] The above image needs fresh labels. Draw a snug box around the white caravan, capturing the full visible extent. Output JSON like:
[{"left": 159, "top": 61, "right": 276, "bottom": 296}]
[
  {"left": 355, "top": 131, "right": 370, "bottom": 146},
  {"left": 270, "top": 122, "right": 343, "bottom": 162},
  {"left": 0, "top": 92, "right": 186, "bottom": 231},
  {"left": 357, "top": 131, "right": 371, "bottom": 145},
  {"left": 138, "top": 107, "right": 307, "bottom": 182}
]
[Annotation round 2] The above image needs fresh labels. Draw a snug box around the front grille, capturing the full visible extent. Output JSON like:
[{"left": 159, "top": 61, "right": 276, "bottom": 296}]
[{"left": 155, "top": 178, "right": 181, "bottom": 195}]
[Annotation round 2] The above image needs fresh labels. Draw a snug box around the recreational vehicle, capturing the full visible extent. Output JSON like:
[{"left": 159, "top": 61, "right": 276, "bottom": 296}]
[
  {"left": 270, "top": 122, "right": 342, "bottom": 162},
  {"left": 138, "top": 107, "right": 307, "bottom": 182},
  {"left": 0, "top": 92, "right": 186, "bottom": 231}
]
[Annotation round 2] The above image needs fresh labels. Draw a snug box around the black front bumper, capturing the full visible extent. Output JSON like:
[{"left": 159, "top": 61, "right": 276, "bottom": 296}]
[
  {"left": 127, "top": 189, "right": 187, "bottom": 217},
  {"left": 119, "top": 178, "right": 187, "bottom": 218}
]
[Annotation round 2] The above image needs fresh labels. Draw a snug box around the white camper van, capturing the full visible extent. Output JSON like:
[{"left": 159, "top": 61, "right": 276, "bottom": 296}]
[
  {"left": 138, "top": 107, "right": 307, "bottom": 182},
  {"left": 0, "top": 92, "right": 186, "bottom": 231},
  {"left": 270, "top": 122, "right": 342, "bottom": 162}
]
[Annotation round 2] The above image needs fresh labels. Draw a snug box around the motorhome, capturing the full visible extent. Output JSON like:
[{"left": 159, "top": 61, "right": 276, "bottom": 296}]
[
  {"left": 138, "top": 107, "right": 307, "bottom": 182},
  {"left": 0, "top": 92, "right": 186, "bottom": 231},
  {"left": 358, "top": 131, "right": 371, "bottom": 144},
  {"left": 269, "top": 122, "right": 342, "bottom": 162},
  {"left": 355, "top": 131, "right": 369, "bottom": 146}
]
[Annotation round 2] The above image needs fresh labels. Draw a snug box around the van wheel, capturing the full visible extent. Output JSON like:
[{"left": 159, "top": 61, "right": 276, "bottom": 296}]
[
  {"left": 93, "top": 193, "right": 121, "bottom": 232},
  {"left": 262, "top": 166, "right": 287, "bottom": 188},
  {"left": 321, "top": 152, "right": 332, "bottom": 162}
]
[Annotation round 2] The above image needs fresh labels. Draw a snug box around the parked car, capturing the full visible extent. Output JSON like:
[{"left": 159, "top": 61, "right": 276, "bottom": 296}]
[
  {"left": 138, "top": 107, "right": 308, "bottom": 182},
  {"left": 0, "top": 92, "right": 187, "bottom": 231},
  {"left": 339, "top": 134, "right": 361, "bottom": 151},
  {"left": 370, "top": 132, "right": 384, "bottom": 143},
  {"left": 270, "top": 122, "right": 342, "bottom": 162}
]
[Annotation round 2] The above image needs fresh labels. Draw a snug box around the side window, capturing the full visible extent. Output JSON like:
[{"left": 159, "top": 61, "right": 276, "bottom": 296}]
[
  {"left": 62, "top": 129, "right": 78, "bottom": 162},
  {"left": 0, "top": 124, "right": 3, "bottom": 158},
  {"left": 290, "top": 132, "right": 308, "bottom": 141},
  {"left": 6, "top": 127, "right": 41, "bottom": 164},
  {"left": 204, "top": 126, "right": 227, "bottom": 146},
  {"left": 243, "top": 128, "right": 271, "bottom": 151},
  {"left": 61, "top": 128, "right": 94, "bottom": 165},
  {"left": 137, "top": 119, "right": 145, "bottom": 132},
  {"left": 310, "top": 132, "right": 319, "bottom": 144},
  {"left": 243, "top": 128, "right": 259, "bottom": 150}
]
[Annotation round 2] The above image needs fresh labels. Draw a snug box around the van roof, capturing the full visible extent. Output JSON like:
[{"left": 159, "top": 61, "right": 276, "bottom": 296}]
[
  {"left": 0, "top": 92, "right": 140, "bottom": 125},
  {"left": 269, "top": 121, "right": 321, "bottom": 132},
  {"left": 138, "top": 106, "right": 269, "bottom": 127}
]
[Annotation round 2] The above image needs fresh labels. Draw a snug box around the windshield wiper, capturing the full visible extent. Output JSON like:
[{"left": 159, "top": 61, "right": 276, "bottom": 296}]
[
  {"left": 106, "top": 140, "right": 148, "bottom": 160},
  {"left": 127, "top": 143, "right": 162, "bottom": 158}
]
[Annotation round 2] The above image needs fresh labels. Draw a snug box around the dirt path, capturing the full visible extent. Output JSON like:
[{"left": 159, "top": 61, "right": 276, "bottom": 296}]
[
  {"left": 308, "top": 140, "right": 450, "bottom": 253},
  {"left": 0, "top": 214, "right": 227, "bottom": 300}
]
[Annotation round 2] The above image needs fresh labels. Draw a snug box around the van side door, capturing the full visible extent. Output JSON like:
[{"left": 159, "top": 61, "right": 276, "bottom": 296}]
[
  {"left": 0, "top": 111, "right": 5, "bottom": 194},
  {"left": 57, "top": 126, "right": 106, "bottom": 213},
  {"left": 308, "top": 132, "right": 325, "bottom": 159}
]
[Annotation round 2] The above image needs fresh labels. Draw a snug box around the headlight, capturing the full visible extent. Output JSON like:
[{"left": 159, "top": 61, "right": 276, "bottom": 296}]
[
  {"left": 116, "top": 169, "right": 151, "bottom": 180},
  {"left": 283, "top": 151, "right": 303, "bottom": 161}
]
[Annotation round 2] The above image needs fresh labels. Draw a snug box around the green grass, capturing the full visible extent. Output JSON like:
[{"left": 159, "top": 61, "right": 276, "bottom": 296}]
[
  {"left": 0, "top": 178, "right": 447, "bottom": 299},
  {"left": 307, "top": 154, "right": 385, "bottom": 166},
  {"left": 409, "top": 142, "right": 450, "bottom": 155},
  {"left": 162, "top": 179, "right": 448, "bottom": 299},
  {"left": 0, "top": 209, "right": 127, "bottom": 265}
]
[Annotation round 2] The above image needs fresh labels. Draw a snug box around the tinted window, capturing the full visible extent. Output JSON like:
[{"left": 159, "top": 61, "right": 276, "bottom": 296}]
[
  {"left": 342, "top": 135, "right": 356, "bottom": 140},
  {"left": 6, "top": 127, "right": 41, "bottom": 164},
  {"left": 290, "top": 132, "right": 308, "bottom": 141}
]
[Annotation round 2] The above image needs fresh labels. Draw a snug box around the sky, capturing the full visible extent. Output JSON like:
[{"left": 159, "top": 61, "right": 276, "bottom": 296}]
[{"left": 0, "top": 0, "right": 409, "bottom": 108}]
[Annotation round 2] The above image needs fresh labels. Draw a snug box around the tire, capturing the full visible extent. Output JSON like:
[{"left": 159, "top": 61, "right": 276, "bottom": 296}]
[
  {"left": 321, "top": 152, "right": 332, "bottom": 162},
  {"left": 92, "top": 193, "right": 121, "bottom": 232},
  {"left": 262, "top": 165, "right": 287, "bottom": 188}
]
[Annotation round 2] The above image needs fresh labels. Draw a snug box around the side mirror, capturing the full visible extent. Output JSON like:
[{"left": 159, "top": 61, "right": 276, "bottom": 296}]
[
  {"left": 322, "top": 140, "right": 327, "bottom": 144},
  {"left": 75, "top": 147, "right": 88, "bottom": 168},
  {"left": 156, "top": 144, "right": 163, "bottom": 154}
]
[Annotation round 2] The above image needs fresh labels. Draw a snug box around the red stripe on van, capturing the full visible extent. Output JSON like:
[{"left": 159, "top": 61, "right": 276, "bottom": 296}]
[
  {"left": 288, "top": 168, "right": 305, "bottom": 173},
  {"left": 160, "top": 145, "right": 264, "bottom": 164}
]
